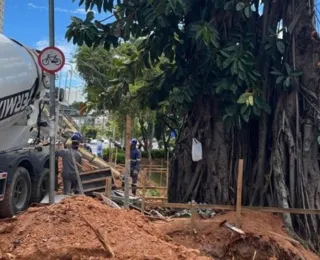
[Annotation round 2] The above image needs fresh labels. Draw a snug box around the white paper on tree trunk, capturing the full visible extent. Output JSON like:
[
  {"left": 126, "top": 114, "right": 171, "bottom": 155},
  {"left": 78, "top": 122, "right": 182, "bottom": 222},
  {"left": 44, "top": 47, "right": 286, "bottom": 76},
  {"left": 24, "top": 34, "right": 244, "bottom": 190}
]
[{"left": 192, "top": 138, "right": 202, "bottom": 162}]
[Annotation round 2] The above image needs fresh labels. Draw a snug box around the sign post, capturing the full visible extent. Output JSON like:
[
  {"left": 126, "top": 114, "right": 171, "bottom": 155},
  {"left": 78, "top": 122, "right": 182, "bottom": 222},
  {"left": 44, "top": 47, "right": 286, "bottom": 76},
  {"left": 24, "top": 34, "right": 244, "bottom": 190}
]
[{"left": 39, "top": 1, "right": 65, "bottom": 204}]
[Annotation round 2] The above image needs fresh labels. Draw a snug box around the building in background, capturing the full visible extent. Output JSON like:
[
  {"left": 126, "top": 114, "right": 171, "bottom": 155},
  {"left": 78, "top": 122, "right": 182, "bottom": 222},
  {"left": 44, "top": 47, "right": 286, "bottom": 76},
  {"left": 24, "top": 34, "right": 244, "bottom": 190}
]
[
  {"left": 65, "top": 88, "right": 87, "bottom": 104},
  {"left": 0, "top": 0, "right": 4, "bottom": 33}
]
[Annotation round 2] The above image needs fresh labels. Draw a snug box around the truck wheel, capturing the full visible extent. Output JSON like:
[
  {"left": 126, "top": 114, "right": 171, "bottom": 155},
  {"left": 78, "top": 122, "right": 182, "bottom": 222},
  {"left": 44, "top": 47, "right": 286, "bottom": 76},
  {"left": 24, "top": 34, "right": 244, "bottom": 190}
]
[
  {"left": 31, "top": 168, "right": 49, "bottom": 203},
  {"left": 0, "top": 167, "right": 31, "bottom": 218}
]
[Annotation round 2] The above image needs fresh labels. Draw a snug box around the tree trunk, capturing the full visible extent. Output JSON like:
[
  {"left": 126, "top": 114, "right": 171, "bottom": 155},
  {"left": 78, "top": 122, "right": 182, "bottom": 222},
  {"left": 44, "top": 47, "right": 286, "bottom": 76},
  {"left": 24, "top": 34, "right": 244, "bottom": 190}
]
[
  {"left": 169, "top": 0, "right": 320, "bottom": 250},
  {"left": 169, "top": 98, "right": 231, "bottom": 204}
]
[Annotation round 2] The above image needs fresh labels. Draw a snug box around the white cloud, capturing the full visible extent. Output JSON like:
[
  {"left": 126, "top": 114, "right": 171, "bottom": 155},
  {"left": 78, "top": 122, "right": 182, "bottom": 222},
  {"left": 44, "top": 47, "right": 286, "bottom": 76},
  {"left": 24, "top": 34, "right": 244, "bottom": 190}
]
[{"left": 27, "top": 3, "right": 92, "bottom": 15}]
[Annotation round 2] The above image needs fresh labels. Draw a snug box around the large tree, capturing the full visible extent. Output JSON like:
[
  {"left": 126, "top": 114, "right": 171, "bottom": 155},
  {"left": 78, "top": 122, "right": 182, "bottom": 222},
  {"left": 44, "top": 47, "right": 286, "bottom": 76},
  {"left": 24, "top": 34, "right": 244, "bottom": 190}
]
[
  {"left": 74, "top": 42, "right": 177, "bottom": 155},
  {"left": 67, "top": 0, "right": 320, "bottom": 250}
]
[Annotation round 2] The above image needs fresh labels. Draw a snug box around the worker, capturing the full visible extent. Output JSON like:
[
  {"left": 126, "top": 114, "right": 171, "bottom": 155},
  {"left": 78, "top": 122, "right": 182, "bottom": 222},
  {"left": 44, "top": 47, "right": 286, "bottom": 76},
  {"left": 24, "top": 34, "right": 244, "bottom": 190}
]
[
  {"left": 56, "top": 140, "right": 82, "bottom": 195},
  {"left": 83, "top": 143, "right": 92, "bottom": 153},
  {"left": 97, "top": 139, "right": 103, "bottom": 158},
  {"left": 122, "top": 138, "right": 141, "bottom": 196}
]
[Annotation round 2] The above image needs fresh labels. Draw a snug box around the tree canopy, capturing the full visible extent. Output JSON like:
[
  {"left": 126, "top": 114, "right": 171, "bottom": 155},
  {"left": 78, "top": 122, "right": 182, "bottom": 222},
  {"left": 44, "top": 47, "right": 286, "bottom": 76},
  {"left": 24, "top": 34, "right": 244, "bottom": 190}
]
[{"left": 67, "top": 0, "right": 320, "bottom": 251}]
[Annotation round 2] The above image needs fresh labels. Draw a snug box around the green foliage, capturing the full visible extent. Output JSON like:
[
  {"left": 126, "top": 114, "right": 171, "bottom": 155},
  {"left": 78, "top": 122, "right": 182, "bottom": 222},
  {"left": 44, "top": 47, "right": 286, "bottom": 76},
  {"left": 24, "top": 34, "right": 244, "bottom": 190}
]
[
  {"left": 66, "top": 0, "right": 293, "bottom": 131},
  {"left": 147, "top": 189, "right": 161, "bottom": 197},
  {"left": 102, "top": 147, "right": 171, "bottom": 162},
  {"left": 271, "top": 64, "right": 303, "bottom": 90},
  {"left": 81, "top": 125, "right": 98, "bottom": 139},
  {"left": 103, "top": 148, "right": 126, "bottom": 164}
]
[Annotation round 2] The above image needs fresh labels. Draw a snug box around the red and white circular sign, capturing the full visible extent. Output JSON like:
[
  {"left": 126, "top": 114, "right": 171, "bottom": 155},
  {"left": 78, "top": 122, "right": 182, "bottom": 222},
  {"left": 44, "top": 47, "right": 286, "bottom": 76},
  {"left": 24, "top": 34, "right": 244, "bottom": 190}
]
[{"left": 38, "top": 46, "right": 65, "bottom": 74}]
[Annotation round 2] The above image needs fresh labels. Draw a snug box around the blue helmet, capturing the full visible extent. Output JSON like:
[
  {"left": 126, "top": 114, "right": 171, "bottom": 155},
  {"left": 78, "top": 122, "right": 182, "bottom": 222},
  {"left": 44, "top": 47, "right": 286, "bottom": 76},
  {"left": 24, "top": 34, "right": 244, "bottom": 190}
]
[
  {"left": 130, "top": 138, "right": 137, "bottom": 145},
  {"left": 71, "top": 132, "right": 82, "bottom": 141}
]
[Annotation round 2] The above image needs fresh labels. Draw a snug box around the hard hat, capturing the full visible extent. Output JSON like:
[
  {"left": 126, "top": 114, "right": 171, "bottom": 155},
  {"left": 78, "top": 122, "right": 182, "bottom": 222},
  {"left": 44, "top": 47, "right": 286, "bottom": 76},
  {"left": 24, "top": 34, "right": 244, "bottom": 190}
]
[
  {"left": 130, "top": 138, "right": 137, "bottom": 145},
  {"left": 71, "top": 132, "right": 82, "bottom": 141}
]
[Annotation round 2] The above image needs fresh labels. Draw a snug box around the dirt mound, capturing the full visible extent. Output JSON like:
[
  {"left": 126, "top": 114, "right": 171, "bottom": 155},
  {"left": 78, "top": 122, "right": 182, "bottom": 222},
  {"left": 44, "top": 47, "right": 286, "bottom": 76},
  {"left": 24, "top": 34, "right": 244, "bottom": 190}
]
[
  {"left": 0, "top": 196, "right": 208, "bottom": 260},
  {"left": 153, "top": 211, "right": 319, "bottom": 260}
]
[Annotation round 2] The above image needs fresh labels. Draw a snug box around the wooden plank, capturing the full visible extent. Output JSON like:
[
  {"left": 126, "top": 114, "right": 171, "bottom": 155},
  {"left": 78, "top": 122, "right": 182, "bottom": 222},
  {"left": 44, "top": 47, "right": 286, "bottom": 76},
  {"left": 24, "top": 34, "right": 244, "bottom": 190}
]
[
  {"left": 144, "top": 202, "right": 320, "bottom": 215},
  {"left": 113, "top": 186, "right": 167, "bottom": 190},
  {"left": 105, "top": 177, "right": 112, "bottom": 199},
  {"left": 145, "top": 197, "right": 168, "bottom": 200},
  {"left": 236, "top": 159, "right": 244, "bottom": 228},
  {"left": 145, "top": 202, "right": 235, "bottom": 210},
  {"left": 82, "top": 177, "right": 109, "bottom": 184},
  {"left": 80, "top": 168, "right": 111, "bottom": 176},
  {"left": 83, "top": 186, "right": 106, "bottom": 193}
]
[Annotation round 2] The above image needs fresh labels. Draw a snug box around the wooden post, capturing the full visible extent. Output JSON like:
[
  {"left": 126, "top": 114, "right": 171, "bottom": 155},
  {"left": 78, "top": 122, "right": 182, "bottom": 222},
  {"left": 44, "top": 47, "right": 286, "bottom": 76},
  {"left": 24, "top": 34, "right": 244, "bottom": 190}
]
[
  {"left": 236, "top": 159, "right": 244, "bottom": 228},
  {"left": 105, "top": 177, "right": 112, "bottom": 199},
  {"left": 190, "top": 200, "right": 196, "bottom": 232},
  {"left": 124, "top": 115, "right": 132, "bottom": 209},
  {"left": 141, "top": 170, "right": 146, "bottom": 213},
  {"left": 108, "top": 138, "right": 112, "bottom": 165},
  {"left": 115, "top": 148, "right": 118, "bottom": 166},
  {"left": 166, "top": 151, "right": 169, "bottom": 198}
]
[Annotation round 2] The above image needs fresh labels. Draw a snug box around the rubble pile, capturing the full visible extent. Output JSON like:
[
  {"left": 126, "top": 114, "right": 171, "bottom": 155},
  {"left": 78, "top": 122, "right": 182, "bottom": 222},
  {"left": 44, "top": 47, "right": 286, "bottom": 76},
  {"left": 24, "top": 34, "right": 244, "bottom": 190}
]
[
  {"left": 0, "top": 196, "right": 209, "bottom": 260},
  {"left": 153, "top": 211, "right": 319, "bottom": 260}
]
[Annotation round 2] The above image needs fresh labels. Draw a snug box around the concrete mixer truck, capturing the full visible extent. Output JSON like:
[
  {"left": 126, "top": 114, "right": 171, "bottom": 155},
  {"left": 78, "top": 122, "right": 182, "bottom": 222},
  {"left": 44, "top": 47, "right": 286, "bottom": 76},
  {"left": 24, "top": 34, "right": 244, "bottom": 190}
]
[{"left": 0, "top": 33, "right": 54, "bottom": 217}]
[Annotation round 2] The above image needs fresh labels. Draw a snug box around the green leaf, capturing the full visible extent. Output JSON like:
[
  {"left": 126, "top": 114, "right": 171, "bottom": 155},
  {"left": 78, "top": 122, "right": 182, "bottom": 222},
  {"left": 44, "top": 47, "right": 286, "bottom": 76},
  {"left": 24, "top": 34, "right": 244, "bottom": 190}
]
[
  {"left": 223, "top": 58, "right": 233, "bottom": 69},
  {"left": 283, "top": 77, "right": 292, "bottom": 88},
  {"left": 271, "top": 70, "right": 283, "bottom": 76},
  {"left": 240, "top": 104, "right": 248, "bottom": 115},
  {"left": 237, "top": 92, "right": 251, "bottom": 104},
  {"left": 71, "top": 16, "right": 83, "bottom": 25},
  {"left": 276, "top": 76, "right": 284, "bottom": 85},
  {"left": 236, "top": 2, "right": 245, "bottom": 11},
  {"left": 242, "top": 107, "right": 251, "bottom": 122},
  {"left": 261, "top": 102, "right": 271, "bottom": 114},
  {"left": 85, "top": 11, "right": 95, "bottom": 22},
  {"left": 224, "top": 1, "right": 233, "bottom": 10},
  {"left": 290, "top": 70, "right": 303, "bottom": 77},
  {"left": 285, "top": 63, "right": 292, "bottom": 75},
  {"left": 231, "top": 62, "right": 238, "bottom": 75},
  {"left": 103, "top": 0, "right": 114, "bottom": 12},
  {"left": 276, "top": 40, "right": 285, "bottom": 54},
  {"left": 244, "top": 6, "right": 251, "bottom": 18},
  {"left": 253, "top": 105, "right": 261, "bottom": 116}
]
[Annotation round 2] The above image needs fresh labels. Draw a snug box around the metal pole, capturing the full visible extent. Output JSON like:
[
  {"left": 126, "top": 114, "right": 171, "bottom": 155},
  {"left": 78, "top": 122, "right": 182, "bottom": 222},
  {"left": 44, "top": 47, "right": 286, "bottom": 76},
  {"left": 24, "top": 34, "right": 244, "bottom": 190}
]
[
  {"left": 68, "top": 70, "right": 73, "bottom": 104},
  {"left": 48, "top": 0, "right": 55, "bottom": 205},
  {"left": 54, "top": 71, "right": 63, "bottom": 142}
]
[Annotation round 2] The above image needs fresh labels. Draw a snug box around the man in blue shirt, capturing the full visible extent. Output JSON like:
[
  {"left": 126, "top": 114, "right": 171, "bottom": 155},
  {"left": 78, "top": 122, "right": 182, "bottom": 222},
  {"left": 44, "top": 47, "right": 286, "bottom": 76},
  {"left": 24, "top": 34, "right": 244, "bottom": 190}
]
[
  {"left": 122, "top": 138, "right": 141, "bottom": 195},
  {"left": 97, "top": 139, "right": 103, "bottom": 158}
]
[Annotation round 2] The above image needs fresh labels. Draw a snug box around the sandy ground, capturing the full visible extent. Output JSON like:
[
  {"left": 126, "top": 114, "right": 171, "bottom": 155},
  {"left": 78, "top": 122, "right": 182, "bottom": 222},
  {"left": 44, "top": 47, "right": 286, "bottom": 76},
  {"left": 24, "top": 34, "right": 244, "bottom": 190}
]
[{"left": 0, "top": 196, "right": 318, "bottom": 260}]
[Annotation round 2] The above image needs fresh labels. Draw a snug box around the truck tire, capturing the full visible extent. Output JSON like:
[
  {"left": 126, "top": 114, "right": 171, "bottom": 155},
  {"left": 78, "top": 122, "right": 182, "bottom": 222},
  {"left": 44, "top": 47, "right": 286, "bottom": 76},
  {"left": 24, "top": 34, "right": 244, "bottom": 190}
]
[
  {"left": 0, "top": 167, "right": 31, "bottom": 218},
  {"left": 31, "top": 168, "right": 49, "bottom": 203}
]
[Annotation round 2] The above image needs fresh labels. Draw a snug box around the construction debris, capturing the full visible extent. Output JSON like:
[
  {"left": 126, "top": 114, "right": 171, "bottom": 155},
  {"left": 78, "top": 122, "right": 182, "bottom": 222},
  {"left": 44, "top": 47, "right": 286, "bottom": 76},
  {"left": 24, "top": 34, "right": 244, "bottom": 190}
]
[
  {"left": 153, "top": 211, "right": 319, "bottom": 260},
  {"left": 219, "top": 220, "right": 246, "bottom": 235}
]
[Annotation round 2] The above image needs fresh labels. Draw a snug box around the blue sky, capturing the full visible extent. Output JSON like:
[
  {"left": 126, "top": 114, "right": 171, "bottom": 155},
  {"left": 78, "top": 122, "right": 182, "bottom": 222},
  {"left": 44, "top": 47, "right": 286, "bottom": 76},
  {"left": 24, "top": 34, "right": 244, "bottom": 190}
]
[{"left": 3, "top": 1, "right": 109, "bottom": 90}]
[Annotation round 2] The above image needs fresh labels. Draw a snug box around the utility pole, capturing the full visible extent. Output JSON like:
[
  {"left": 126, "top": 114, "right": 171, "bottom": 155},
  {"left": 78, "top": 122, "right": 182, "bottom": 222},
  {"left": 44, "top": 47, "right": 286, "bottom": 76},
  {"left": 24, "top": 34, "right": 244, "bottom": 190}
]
[
  {"left": 48, "top": 0, "right": 56, "bottom": 204},
  {"left": 0, "top": 0, "right": 4, "bottom": 34}
]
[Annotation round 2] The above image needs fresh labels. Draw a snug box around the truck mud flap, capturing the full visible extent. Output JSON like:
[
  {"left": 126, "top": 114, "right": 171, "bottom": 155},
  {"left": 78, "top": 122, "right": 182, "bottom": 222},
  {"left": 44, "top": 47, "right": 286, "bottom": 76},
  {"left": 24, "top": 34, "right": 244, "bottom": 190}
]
[{"left": 0, "top": 172, "right": 8, "bottom": 201}]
